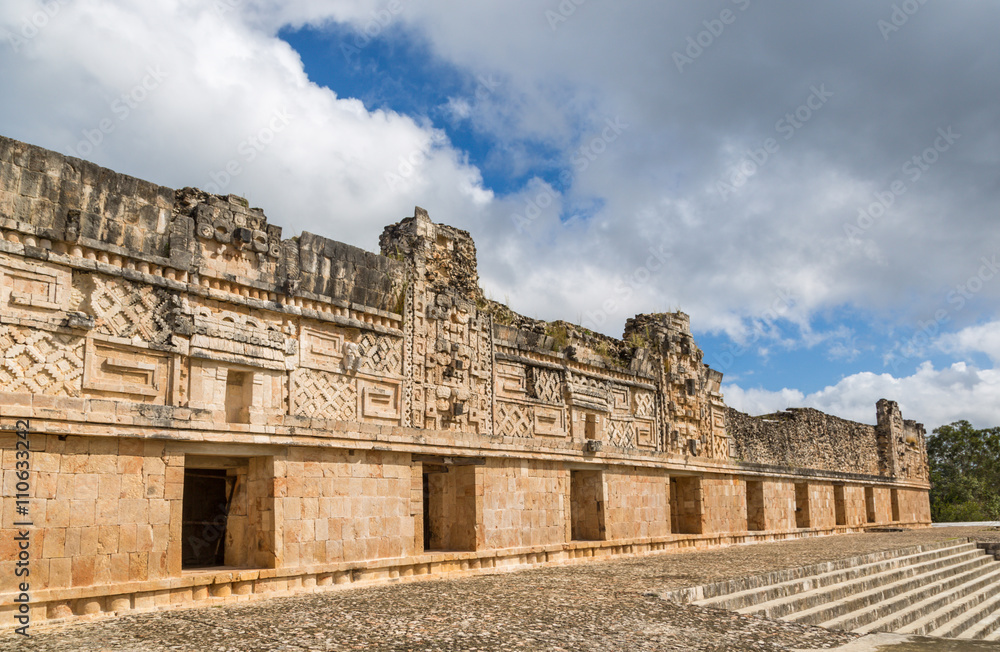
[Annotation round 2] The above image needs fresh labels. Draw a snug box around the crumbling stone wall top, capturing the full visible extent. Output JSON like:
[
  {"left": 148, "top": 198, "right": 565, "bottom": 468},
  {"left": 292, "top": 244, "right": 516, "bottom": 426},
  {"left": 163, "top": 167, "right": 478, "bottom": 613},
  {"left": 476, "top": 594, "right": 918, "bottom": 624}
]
[
  {"left": 0, "top": 134, "right": 403, "bottom": 317},
  {"left": 728, "top": 404, "right": 928, "bottom": 480},
  {"left": 728, "top": 407, "right": 880, "bottom": 475}
]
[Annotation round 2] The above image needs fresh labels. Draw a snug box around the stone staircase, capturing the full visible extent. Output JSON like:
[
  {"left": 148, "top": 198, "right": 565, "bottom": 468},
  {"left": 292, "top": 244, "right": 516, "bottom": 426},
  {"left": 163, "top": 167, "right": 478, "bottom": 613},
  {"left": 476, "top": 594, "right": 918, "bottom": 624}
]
[{"left": 663, "top": 539, "right": 1000, "bottom": 640}]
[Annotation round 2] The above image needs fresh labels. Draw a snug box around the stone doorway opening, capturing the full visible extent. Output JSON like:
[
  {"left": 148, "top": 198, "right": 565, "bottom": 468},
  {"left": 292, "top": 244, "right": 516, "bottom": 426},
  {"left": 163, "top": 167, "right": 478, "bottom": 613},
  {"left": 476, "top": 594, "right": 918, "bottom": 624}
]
[
  {"left": 834, "top": 484, "right": 847, "bottom": 526},
  {"left": 865, "top": 486, "right": 877, "bottom": 523},
  {"left": 570, "top": 470, "right": 605, "bottom": 541},
  {"left": 794, "top": 483, "right": 811, "bottom": 529},
  {"left": 670, "top": 476, "right": 703, "bottom": 535},
  {"left": 181, "top": 468, "right": 235, "bottom": 568},
  {"left": 746, "top": 480, "right": 765, "bottom": 531},
  {"left": 181, "top": 455, "right": 275, "bottom": 571},
  {"left": 891, "top": 488, "right": 900, "bottom": 522},
  {"left": 422, "top": 464, "right": 477, "bottom": 552}
]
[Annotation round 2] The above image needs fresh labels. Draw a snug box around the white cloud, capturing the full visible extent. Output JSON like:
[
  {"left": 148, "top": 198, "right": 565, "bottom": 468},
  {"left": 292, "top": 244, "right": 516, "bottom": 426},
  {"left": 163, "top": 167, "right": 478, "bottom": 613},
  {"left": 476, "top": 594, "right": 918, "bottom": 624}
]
[
  {"left": 719, "top": 385, "right": 806, "bottom": 417},
  {"left": 444, "top": 97, "right": 472, "bottom": 121},
  {"left": 725, "top": 361, "right": 1000, "bottom": 430},
  {"left": 938, "top": 320, "right": 1000, "bottom": 364}
]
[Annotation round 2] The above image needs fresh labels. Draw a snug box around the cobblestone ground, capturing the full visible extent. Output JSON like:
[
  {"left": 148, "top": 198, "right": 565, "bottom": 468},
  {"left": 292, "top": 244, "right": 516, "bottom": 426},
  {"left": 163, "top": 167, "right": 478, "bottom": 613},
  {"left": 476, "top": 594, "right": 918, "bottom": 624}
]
[{"left": 4, "top": 527, "right": 995, "bottom": 652}]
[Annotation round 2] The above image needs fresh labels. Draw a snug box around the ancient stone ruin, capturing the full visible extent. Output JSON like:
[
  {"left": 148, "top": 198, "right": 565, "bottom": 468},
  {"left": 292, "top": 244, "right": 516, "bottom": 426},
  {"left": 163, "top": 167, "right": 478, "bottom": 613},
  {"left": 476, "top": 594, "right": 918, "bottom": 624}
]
[{"left": 0, "top": 135, "right": 930, "bottom": 627}]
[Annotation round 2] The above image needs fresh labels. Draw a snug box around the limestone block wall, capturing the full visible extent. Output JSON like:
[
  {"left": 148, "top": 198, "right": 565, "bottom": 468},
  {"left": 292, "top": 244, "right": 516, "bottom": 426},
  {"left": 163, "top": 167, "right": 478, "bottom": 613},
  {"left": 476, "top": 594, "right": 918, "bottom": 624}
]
[
  {"left": 1, "top": 435, "right": 181, "bottom": 593},
  {"left": 807, "top": 483, "right": 837, "bottom": 530},
  {"left": 0, "top": 136, "right": 403, "bottom": 315},
  {"left": 481, "top": 460, "right": 566, "bottom": 550},
  {"left": 0, "top": 138, "right": 176, "bottom": 256},
  {"left": 840, "top": 485, "right": 868, "bottom": 528},
  {"left": 763, "top": 480, "right": 798, "bottom": 532},
  {"left": 604, "top": 467, "right": 670, "bottom": 540},
  {"left": 700, "top": 476, "right": 747, "bottom": 535},
  {"left": 279, "top": 449, "right": 414, "bottom": 566},
  {"left": 868, "top": 486, "right": 893, "bottom": 524},
  {"left": 895, "top": 488, "right": 931, "bottom": 524},
  {"left": 242, "top": 456, "right": 279, "bottom": 568}
]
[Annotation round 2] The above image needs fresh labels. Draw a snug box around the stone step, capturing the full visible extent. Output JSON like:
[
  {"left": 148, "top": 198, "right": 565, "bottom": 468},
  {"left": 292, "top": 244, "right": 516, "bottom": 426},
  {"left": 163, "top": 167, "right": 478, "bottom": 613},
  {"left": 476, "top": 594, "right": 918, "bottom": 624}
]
[
  {"left": 673, "top": 539, "right": 968, "bottom": 605},
  {"left": 856, "top": 565, "right": 1000, "bottom": 634},
  {"left": 964, "top": 613, "right": 1000, "bottom": 640},
  {"left": 700, "top": 541, "right": 978, "bottom": 612},
  {"left": 814, "top": 556, "right": 1000, "bottom": 631},
  {"left": 780, "top": 550, "right": 994, "bottom": 627},
  {"left": 664, "top": 539, "right": 1000, "bottom": 640},
  {"left": 926, "top": 581, "right": 1000, "bottom": 639},
  {"left": 740, "top": 545, "right": 988, "bottom": 621}
]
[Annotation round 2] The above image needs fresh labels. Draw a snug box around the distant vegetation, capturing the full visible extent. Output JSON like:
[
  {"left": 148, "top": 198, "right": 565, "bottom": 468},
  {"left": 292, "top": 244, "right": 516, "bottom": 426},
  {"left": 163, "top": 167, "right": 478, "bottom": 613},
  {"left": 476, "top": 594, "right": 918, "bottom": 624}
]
[{"left": 928, "top": 421, "right": 1000, "bottom": 522}]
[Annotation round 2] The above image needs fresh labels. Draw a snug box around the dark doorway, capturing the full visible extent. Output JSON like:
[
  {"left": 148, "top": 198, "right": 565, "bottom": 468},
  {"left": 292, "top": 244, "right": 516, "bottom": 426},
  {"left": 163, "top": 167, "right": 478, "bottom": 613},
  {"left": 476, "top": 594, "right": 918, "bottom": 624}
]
[
  {"left": 182, "top": 469, "right": 234, "bottom": 568},
  {"left": 834, "top": 485, "right": 847, "bottom": 526},
  {"left": 570, "top": 470, "right": 605, "bottom": 541},
  {"left": 746, "top": 480, "right": 765, "bottom": 531},
  {"left": 422, "top": 470, "right": 433, "bottom": 550},
  {"left": 670, "top": 476, "right": 703, "bottom": 534},
  {"left": 794, "top": 483, "right": 810, "bottom": 529},
  {"left": 421, "top": 465, "right": 477, "bottom": 552}
]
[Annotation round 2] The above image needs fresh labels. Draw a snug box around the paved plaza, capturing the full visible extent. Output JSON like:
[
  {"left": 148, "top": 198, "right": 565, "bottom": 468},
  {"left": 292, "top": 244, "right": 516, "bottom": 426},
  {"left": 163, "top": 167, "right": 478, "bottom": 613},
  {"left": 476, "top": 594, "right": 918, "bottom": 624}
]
[{"left": 5, "top": 527, "right": 996, "bottom": 652}]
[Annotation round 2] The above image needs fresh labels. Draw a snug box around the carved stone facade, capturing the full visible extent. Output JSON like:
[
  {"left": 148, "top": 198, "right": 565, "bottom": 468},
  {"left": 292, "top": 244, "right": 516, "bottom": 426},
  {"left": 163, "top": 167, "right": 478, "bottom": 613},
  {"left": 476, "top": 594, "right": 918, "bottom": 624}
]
[{"left": 0, "top": 135, "right": 930, "bottom": 629}]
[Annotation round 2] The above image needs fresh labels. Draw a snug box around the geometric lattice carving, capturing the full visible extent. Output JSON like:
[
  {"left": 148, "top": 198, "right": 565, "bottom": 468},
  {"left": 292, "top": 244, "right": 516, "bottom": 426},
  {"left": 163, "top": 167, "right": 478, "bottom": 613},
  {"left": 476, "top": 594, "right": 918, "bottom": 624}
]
[
  {"left": 605, "top": 419, "right": 634, "bottom": 449},
  {"left": 711, "top": 433, "right": 729, "bottom": 460},
  {"left": 0, "top": 326, "right": 83, "bottom": 396},
  {"left": 528, "top": 367, "right": 562, "bottom": 404},
  {"left": 359, "top": 332, "right": 403, "bottom": 376},
  {"left": 401, "top": 283, "right": 415, "bottom": 427},
  {"left": 86, "top": 276, "right": 172, "bottom": 345},
  {"left": 495, "top": 400, "right": 532, "bottom": 438},
  {"left": 633, "top": 389, "right": 655, "bottom": 418},
  {"left": 292, "top": 370, "right": 356, "bottom": 420}
]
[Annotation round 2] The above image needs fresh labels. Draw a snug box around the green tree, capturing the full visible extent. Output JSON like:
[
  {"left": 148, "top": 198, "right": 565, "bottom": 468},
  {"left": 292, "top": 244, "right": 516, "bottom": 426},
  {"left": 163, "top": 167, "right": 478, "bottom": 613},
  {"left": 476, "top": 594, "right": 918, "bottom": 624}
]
[{"left": 928, "top": 420, "right": 1000, "bottom": 522}]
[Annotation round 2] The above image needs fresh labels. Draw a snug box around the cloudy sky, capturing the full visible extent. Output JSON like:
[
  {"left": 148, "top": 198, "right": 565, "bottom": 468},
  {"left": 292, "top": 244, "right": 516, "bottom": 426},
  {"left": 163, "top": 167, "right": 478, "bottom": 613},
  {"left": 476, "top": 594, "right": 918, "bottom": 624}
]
[{"left": 2, "top": 0, "right": 999, "bottom": 430}]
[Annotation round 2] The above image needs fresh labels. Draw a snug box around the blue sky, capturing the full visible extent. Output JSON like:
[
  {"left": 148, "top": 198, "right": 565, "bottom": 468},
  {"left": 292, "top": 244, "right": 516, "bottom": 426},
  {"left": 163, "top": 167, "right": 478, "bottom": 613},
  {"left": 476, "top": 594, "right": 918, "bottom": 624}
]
[
  {"left": 280, "top": 22, "right": 578, "bottom": 199},
  {"left": 2, "top": 0, "right": 999, "bottom": 428}
]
